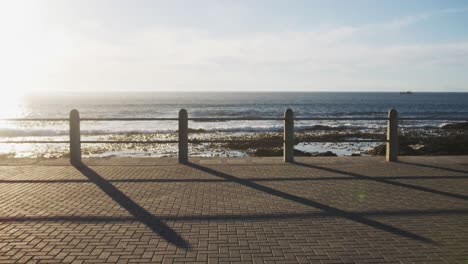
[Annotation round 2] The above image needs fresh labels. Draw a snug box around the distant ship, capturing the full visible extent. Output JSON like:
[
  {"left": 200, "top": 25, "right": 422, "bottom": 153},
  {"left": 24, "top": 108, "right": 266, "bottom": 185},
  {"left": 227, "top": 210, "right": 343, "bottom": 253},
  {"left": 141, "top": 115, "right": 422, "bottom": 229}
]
[{"left": 400, "top": 91, "right": 413, "bottom": 94}]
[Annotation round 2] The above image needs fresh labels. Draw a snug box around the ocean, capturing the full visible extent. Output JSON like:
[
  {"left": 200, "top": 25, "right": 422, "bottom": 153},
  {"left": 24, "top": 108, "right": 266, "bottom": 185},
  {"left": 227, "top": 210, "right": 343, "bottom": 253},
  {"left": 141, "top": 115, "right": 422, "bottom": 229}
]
[{"left": 1, "top": 92, "right": 467, "bottom": 158}]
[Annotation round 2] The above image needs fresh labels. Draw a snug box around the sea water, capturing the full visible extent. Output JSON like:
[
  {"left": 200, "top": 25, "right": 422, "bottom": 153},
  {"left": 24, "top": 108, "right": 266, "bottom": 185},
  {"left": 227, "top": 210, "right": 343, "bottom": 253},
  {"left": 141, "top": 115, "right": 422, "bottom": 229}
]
[{"left": 1, "top": 92, "right": 467, "bottom": 157}]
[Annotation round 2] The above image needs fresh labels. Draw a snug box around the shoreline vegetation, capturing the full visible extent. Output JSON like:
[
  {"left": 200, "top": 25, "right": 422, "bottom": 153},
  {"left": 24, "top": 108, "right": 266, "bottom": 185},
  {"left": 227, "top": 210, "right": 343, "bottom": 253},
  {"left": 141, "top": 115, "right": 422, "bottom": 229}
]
[{"left": 0, "top": 122, "right": 467, "bottom": 159}]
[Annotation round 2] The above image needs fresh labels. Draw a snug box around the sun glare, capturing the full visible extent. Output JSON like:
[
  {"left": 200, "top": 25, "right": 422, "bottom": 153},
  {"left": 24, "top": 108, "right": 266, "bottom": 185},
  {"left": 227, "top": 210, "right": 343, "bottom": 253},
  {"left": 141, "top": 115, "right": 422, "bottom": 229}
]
[
  {"left": 0, "top": 91, "right": 26, "bottom": 118},
  {"left": 0, "top": 1, "right": 46, "bottom": 107}
]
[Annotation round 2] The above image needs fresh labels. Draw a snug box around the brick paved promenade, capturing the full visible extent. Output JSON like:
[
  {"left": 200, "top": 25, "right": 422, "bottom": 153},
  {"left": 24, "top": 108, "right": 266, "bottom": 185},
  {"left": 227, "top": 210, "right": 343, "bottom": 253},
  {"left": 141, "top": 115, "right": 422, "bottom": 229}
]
[{"left": 0, "top": 156, "right": 467, "bottom": 263}]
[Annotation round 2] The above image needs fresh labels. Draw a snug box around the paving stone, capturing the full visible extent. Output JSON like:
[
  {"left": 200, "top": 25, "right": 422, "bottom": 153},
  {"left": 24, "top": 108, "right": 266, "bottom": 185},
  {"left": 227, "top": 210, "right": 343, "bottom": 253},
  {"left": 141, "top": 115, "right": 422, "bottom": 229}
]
[{"left": 0, "top": 156, "right": 466, "bottom": 263}]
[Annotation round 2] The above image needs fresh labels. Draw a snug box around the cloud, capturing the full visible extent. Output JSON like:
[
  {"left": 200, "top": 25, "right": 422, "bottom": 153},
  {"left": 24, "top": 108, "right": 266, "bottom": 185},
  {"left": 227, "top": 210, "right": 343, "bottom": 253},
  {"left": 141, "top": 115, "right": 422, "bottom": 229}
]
[
  {"left": 43, "top": 26, "right": 467, "bottom": 91},
  {"left": 334, "top": 6, "right": 468, "bottom": 36},
  {"left": 2, "top": 4, "right": 468, "bottom": 92}
]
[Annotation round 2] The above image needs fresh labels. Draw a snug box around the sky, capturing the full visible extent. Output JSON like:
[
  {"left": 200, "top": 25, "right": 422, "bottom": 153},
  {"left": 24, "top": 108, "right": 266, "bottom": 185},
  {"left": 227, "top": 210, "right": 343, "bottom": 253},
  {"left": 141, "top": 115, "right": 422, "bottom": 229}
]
[{"left": 1, "top": 0, "right": 468, "bottom": 93}]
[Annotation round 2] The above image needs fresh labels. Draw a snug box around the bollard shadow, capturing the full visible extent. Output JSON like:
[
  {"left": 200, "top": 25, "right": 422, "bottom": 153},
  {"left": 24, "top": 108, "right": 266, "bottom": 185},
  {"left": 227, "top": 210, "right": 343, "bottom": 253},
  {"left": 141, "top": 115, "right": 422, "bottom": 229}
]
[
  {"left": 186, "top": 162, "right": 434, "bottom": 243},
  {"left": 294, "top": 162, "right": 468, "bottom": 201},
  {"left": 397, "top": 161, "right": 468, "bottom": 174},
  {"left": 72, "top": 161, "right": 190, "bottom": 249}
]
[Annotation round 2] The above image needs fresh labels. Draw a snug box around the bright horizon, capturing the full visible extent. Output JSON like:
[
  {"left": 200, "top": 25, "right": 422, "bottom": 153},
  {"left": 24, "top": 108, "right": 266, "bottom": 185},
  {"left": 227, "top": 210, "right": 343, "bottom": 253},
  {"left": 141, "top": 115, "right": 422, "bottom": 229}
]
[{"left": 1, "top": 0, "right": 468, "bottom": 95}]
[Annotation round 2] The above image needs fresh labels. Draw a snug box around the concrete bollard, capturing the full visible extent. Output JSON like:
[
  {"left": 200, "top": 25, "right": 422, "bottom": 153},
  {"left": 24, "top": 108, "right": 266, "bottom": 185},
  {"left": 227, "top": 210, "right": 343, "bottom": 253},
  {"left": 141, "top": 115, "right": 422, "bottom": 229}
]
[
  {"left": 284, "top": 109, "right": 294, "bottom": 163},
  {"left": 178, "top": 109, "right": 188, "bottom": 163},
  {"left": 386, "top": 108, "right": 398, "bottom": 162},
  {"left": 69, "top": 109, "right": 81, "bottom": 165}
]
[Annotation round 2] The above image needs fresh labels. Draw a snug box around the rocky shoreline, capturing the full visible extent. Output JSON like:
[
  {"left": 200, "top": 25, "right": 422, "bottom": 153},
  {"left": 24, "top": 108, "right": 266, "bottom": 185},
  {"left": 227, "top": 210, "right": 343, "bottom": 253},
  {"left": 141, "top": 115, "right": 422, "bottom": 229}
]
[
  {"left": 367, "top": 122, "right": 468, "bottom": 156},
  {"left": 216, "top": 122, "right": 468, "bottom": 157},
  {"left": 0, "top": 122, "right": 466, "bottom": 158}
]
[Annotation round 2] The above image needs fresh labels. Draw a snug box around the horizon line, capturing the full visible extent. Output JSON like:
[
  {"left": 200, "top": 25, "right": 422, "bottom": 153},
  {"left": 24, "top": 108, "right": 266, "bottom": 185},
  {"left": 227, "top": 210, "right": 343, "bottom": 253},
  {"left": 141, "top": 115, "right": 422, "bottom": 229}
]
[{"left": 24, "top": 90, "right": 468, "bottom": 94}]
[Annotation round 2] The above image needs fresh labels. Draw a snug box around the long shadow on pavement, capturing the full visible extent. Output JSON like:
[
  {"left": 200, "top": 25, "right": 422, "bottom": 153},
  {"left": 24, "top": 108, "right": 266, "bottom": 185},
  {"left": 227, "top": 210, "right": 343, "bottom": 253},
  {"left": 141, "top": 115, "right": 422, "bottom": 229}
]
[
  {"left": 186, "top": 162, "right": 433, "bottom": 243},
  {"left": 73, "top": 162, "right": 191, "bottom": 249},
  {"left": 397, "top": 161, "right": 468, "bottom": 174},
  {"left": 1, "top": 208, "right": 467, "bottom": 223},
  {"left": 1, "top": 175, "right": 467, "bottom": 184},
  {"left": 294, "top": 162, "right": 468, "bottom": 201}
]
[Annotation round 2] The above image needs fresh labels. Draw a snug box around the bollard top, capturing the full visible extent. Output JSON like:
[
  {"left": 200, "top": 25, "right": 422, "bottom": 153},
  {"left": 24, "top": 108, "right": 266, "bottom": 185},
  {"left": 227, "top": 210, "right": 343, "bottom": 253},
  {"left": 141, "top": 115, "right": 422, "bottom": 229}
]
[
  {"left": 388, "top": 108, "right": 398, "bottom": 119},
  {"left": 179, "top": 109, "right": 188, "bottom": 118},
  {"left": 70, "top": 109, "right": 80, "bottom": 119},
  {"left": 284, "top": 108, "right": 294, "bottom": 118}
]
